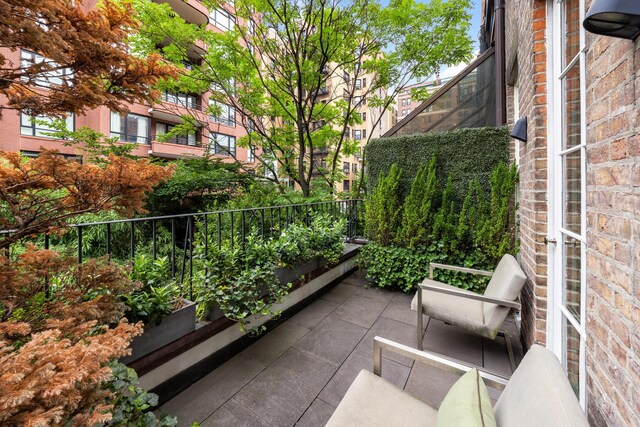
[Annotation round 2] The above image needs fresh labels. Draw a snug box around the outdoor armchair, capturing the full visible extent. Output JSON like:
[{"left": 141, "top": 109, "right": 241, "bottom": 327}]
[
  {"left": 325, "top": 337, "right": 589, "bottom": 427},
  {"left": 411, "top": 254, "right": 527, "bottom": 367}
]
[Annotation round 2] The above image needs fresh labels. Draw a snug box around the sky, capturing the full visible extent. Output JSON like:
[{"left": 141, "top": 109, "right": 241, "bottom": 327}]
[{"left": 440, "top": 0, "right": 482, "bottom": 79}]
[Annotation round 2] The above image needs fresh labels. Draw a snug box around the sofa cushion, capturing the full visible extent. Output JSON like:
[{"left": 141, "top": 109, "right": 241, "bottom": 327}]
[
  {"left": 326, "top": 369, "right": 438, "bottom": 427},
  {"left": 435, "top": 368, "right": 497, "bottom": 427},
  {"left": 494, "top": 345, "right": 589, "bottom": 426},
  {"left": 412, "top": 280, "right": 490, "bottom": 338}
]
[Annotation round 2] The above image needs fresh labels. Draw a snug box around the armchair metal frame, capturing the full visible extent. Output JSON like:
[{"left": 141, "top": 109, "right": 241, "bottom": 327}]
[
  {"left": 416, "top": 263, "right": 521, "bottom": 371},
  {"left": 373, "top": 336, "right": 510, "bottom": 390}
]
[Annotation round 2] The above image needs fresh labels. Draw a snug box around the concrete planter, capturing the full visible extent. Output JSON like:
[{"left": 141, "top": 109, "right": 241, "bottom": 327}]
[
  {"left": 204, "top": 258, "right": 322, "bottom": 322},
  {"left": 122, "top": 300, "right": 196, "bottom": 364}
]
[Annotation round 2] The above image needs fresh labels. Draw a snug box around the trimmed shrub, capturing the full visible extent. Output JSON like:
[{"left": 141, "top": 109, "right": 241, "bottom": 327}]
[{"left": 366, "top": 127, "right": 509, "bottom": 204}]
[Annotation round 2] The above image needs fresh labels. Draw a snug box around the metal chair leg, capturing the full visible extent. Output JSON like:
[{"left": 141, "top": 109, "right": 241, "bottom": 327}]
[
  {"left": 417, "top": 289, "right": 423, "bottom": 351},
  {"left": 499, "top": 330, "right": 516, "bottom": 373}
]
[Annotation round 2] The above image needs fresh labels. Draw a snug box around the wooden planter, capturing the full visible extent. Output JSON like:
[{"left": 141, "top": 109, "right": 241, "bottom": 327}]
[{"left": 121, "top": 300, "right": 196, "bottom": 364}]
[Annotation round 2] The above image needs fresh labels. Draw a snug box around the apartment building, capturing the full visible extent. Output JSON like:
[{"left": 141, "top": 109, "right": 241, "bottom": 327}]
[
  {"left": 0, "top": 0, "right": 256, "bottom": 165},
  {"left": 315, "top": 65, "right": 395, "bottom": 193},
  {"left": 395, "top": 76, "right": 452, "bottom": 121}
]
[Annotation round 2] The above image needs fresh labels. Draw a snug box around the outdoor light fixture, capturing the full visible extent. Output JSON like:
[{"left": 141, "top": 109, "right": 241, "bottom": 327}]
[
  {"left": 510, "top": 117, "right": 527, "bottom": 143},
  {"left": 583, "top": 0, "right": 640, "bottom": 40}
]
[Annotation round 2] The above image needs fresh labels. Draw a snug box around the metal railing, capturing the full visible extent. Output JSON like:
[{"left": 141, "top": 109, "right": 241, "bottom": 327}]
[{"left": 6, "top": 200, "right": 364, "bottom": 297}]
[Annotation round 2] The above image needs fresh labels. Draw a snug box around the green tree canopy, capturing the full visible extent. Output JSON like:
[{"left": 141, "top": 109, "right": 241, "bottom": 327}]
[{"left": 132, "top": 0, "right": 473, "bottom": 196}]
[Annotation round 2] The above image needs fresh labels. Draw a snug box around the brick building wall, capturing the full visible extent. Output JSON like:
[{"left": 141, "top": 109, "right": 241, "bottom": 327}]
[
  {"left": 582, "top": 6, "right": 640, "bottom": 424},
  {"left": 503, "top": 0, "right": 640, "bottom": 424},
  {"left": 504, "top": 0, "right": 549, "bottom": 348}
]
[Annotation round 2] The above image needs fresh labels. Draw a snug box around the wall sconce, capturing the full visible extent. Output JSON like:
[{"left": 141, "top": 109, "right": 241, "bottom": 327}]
[
  {"left": 510, "top": 117, "right": 527, "bottom": 142},
  {"left": 583, "top": 0, "right": 640, "bottom": 40}
]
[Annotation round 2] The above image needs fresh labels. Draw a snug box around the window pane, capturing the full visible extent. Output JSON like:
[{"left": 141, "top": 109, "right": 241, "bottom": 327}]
[
  {"left": 562, "top": 233, "right": 581, "bottom": 321},
  {"left": 562, "top": 61, "right": 581, "bottom": 150},
  {"left": 110, "top": 111, "right": 122, "bottom": 134},
  {"left": 562, "top": 149, "right": 581, "bottom": 234},
  {"left": 562, "top": 0, "right": 581, "bottom": 69},
  {"left": 562, "top": 317, "right": 581, "bottom": 398}
]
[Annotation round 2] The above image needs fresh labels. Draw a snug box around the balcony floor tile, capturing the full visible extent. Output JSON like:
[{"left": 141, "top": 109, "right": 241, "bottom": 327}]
[
  {"left": 295, "top": 399, "right": 336, "bottom": 427},
  {"left": 293, "top": 316, "right": 367, "bottom": 366},
  {"left": 330, "top": 294, "right": 388, "bottom": 328},
  {"left": 288, "top": 298, "right": 339, "bottom": 329},
  {"left": 233, "top": 348, "right": 337, "bottom": 427}
]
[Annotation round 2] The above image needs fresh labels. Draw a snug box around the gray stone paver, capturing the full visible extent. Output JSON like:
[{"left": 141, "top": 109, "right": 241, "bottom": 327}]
[{"left": 161, "top": 274, "right": 522, "bottom": 426}]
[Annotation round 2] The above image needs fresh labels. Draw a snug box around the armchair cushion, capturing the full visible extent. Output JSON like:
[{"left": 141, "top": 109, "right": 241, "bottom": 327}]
[
  {"left": 326, "top": 369, "right": 437, "bottom": 427},
  {"left": 435, "top": 368, "right": 497, "bottom": 427},
  {"left": 482, "top": 255, "right": 527, "bottom": 332},
  {"left": 493, "top": 345, "right": 589, "bottom": 426},
  {"left": 411, "top": 280, "right": 488, "bottom": 338}
]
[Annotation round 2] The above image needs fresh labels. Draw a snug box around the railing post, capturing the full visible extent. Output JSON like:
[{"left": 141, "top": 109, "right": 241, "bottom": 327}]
[
  {"left": 77, "top": 226, "right": 83, "bottom": 264},
  {"left": 106, "top": 223, "right": 111, "bottom": 257}
]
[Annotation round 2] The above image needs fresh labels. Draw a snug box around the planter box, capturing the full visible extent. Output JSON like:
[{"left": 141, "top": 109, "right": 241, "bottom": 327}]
[
  {"left": 122, "top": 300, "right": 196, "bottom": 364},
  {"left": 204, "top": 258, "right": 321, "bottom": 322},
  {"left": 275, "top": 258, "right": 320, "bottom": 285}
]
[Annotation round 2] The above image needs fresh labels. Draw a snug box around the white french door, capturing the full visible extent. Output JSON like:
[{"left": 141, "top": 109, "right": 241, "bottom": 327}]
[{"left": 548, "top": 0, "right": 587, "bottom": 409}]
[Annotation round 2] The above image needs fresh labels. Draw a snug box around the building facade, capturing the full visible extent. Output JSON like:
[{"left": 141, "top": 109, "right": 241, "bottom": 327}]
[
  {"left": 315, "top": 64, "right": 395, "bottom": 193},
  {"left": 0, "top": 0, "right": 256, "bottom": 165},
  {"left": 494, "top": 0, "right": 639, "bottom": 424},
  {"left": 395, "top": 77, "right": 451, "bottom": 122}
]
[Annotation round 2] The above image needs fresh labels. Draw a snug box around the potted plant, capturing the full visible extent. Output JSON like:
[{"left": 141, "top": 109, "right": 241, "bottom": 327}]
[{"left": 121, "top": 255, "right": 196, "bottom": 364}]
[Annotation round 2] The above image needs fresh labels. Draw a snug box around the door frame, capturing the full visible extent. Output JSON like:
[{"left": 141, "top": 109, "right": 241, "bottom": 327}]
[{"left": 546, "top": 0, "right": 588, "bottom": 410}]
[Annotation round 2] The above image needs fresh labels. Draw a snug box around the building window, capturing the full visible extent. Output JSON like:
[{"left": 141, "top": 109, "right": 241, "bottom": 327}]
[
  {"left": 402, "top": 109, "right": 406, "bottom": 116},
  {"left": 211, "top": 8, "right": 235, "bottom": 31},
  {"left": 162, "top": 91, "right": 198, "bottom": 109},
  {"left": 20, "top": 49, "right": 72, "bottom": 87},
  {"left": 209, "top": 100, "right": 236, "bottom": 126},
  {"left": 247, "top": 147, "right": 255, "bottom": 162},
  {"left": 211, "top": 132, "right": 236, "bottom": 156},
  {"left": 360, "top": 112, "right": 366, "bottom": 122},
  {"left": 20, "top": 113, "right": 74, "bottom": 138},
  {"left": 155, "top": 123, "right": 197, "bottom": 146},
  {"left": 343, "top": 180, "right": 350, "bottom": 191},
  {"left": 343, "top": 161, "right": 350, "bottom": 173},
  {"left": 353, "top": 129, "right": 366, "bottom": 140},
  {"left": 352, "top": 163, "right": 358, "bottom": 174},
  {"left": 248, "top": 18, "right": 255, "bottom": 36},
  {"left": 353, "top": 96, "right": 366, "bottom": 106},
  {"left": 110, "top": 112, "right": 150, "bottom": 144}
]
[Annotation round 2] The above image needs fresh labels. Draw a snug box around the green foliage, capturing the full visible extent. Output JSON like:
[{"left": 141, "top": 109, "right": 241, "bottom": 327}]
[
  {"left": 366, "top": 127, "right": 510, "bottom": 204},
  {"left": 364, "top": 164, "right": 403, "bottom": 246},
  {"left": 146, "top": 157, "right": 256, "bottom": 216},
  {"left": 357, "top": 243, "right": 490, "bottom": 294},
  {"left": 102, "top": 362, "right": 177, "bottom": 427},
  {"left": 191, "top": 215, "right": 346, "bottom": 332},
  {"left": 123, "top": 255, "right": 178, "bottom": 326},
  {"left": 360, "top": 150, "right": 518, "bottom": 294},
  {"left": 476, "top": 162, "right": 519, "bottom": 259},
  {"left": 396, "top": 154, "right": 438, "bottom": 248},
  {"left": 131, "top": 0, "right": 474, "bottom": 195}
]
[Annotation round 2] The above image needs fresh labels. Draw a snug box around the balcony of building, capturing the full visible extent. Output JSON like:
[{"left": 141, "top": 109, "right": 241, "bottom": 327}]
[
  {"left": 153, "top": 0, "right": 209, "bottom": 26},
  {"left": 160, "top": 269, "right": 521, "bottom": 426}
]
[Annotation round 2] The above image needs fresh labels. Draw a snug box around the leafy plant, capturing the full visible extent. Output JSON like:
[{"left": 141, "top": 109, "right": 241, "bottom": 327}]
[
  {"left": 101, "top": 362, "right": 177, "bottom": 427},
  {"left": 191, "top": 215, "right": 345, "bottom": 332},
  {"left": 123, "top": 255, "right": 178, "bottom": 326}
]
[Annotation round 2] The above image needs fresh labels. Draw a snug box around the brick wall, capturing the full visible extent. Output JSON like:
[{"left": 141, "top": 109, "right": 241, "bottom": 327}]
[
  {"left": 505, "top": 0, "right": 549, "bottom": 348},
  {"left": 583, "top": 18, "right": 640, "bottom": 426}
]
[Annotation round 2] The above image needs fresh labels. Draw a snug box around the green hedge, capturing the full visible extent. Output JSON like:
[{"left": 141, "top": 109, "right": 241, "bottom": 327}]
[{"left": 366, "top": 127, "right": 509, "bottom": 203}]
